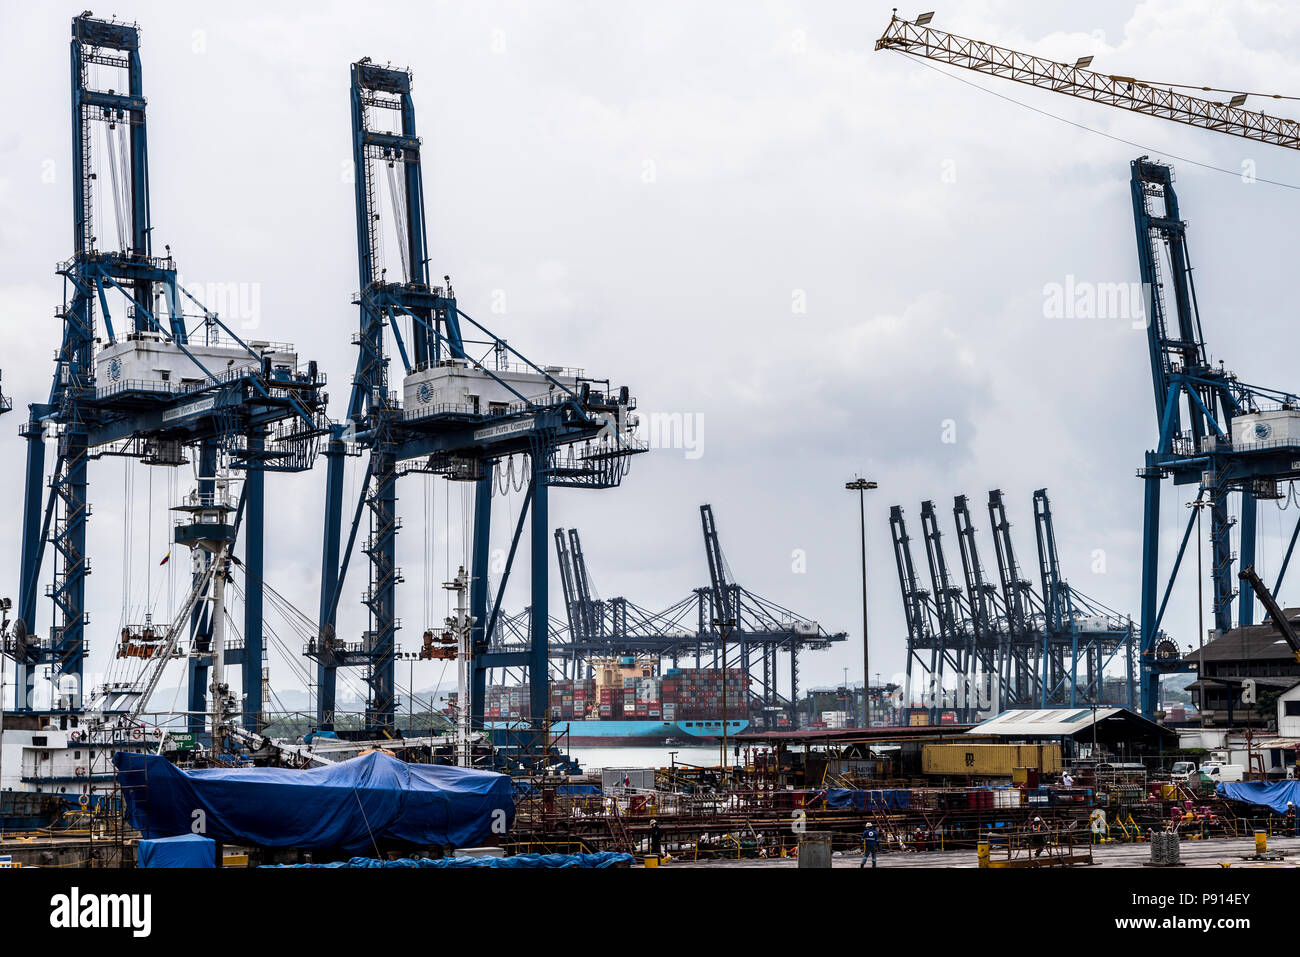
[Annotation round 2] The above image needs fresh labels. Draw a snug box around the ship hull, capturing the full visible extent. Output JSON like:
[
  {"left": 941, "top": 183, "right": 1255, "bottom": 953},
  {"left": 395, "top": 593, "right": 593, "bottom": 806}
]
[{"left": 488, "top": 719, "right": 750, "bottom": 747}]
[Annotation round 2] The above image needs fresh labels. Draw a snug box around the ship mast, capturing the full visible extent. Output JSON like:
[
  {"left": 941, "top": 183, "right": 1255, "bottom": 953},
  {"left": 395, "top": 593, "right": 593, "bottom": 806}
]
[
  {"left": 444, "top": 567, "right": 474, "bottom": 766},
  {"left": 172, "top": 473, "right": 240, "bottom": 758}
]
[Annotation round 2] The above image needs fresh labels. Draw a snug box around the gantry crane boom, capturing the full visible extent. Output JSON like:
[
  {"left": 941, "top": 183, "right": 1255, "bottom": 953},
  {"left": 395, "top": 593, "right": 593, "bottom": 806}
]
[
  {"left": 699, "top": 504, "right": 735, "bottom": 626},
  {"left": 890, "top": 505, "right": 941, "bottom": 721},
  {"left": 952, "top": 495, "right": 996, "bottom": 653},
  {"left": 554, "top": 529, "right": 583, "bottom": 641},
  {"left": 875, "top": 13, "right": 1300, "bottom": 152},
  {"left": 1238, "top": 565, "right": 1300, "bottom": 661},
  {"left": 920, "top": 500, "right": 968, "bottom": 711}
]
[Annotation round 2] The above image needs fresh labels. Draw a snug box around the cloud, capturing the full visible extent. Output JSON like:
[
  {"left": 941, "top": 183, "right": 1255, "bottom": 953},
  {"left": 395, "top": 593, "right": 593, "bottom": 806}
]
[{"left": 0, "top": 0, "right": 1295, "bottom": 709}]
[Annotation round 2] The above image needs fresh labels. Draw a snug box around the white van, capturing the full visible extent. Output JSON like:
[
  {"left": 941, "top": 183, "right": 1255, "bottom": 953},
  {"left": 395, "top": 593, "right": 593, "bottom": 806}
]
[{"left": 1199, "top": 761, "right": 1245, "bottom": 782}]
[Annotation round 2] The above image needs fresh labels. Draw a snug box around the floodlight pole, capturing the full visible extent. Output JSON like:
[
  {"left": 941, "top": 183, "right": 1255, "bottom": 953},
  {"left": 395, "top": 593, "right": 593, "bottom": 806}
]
[
  {"left": 846, "top": 478, "right": 878, "bottom": 725},
  {"left": 713, "top": 616, "right": 735, "bottom": 778}
]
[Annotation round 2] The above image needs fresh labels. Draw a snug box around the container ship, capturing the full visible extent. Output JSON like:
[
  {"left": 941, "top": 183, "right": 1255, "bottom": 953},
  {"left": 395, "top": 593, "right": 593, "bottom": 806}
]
[{"left": 461, "top": 659, "right": 784, "bottom": 746}]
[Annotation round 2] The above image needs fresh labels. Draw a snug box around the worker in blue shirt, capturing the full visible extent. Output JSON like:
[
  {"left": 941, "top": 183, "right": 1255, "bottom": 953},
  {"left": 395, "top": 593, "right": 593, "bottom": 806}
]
[{"left": 859, "top": 822, "right": 880, "bottom": 868}]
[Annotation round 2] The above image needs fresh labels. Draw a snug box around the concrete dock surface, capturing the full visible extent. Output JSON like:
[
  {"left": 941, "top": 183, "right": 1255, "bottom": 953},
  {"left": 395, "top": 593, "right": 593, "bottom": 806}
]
[{"left": 670, "top": 835, "right": 1300, "bottom": 868}]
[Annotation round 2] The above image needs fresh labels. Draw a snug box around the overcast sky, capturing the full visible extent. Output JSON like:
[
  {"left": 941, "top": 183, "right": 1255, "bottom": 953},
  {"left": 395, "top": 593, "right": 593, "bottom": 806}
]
[{"left": 2, "top": 0, "right": 1299, "bottom": 709}]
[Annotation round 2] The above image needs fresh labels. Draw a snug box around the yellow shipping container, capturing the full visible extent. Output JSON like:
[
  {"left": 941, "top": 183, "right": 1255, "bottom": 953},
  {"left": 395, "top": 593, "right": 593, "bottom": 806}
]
[{"left": 922, "top": 743, "right": 1062, "bottom": 777}]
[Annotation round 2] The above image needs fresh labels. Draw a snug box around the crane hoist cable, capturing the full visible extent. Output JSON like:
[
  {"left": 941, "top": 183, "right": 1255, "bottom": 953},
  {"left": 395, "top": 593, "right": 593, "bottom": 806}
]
[
  {"left": 384, "top": 160, "right": 411, "bottom": 282},
  {"left": 224, "top": 583, "right": 312, "bottom": 689},
  {"left": 121, "top": 458, "right": 132, "bottom": 630},
  {"left": 146, "top": 462, "right": 153, "bottom": 617},
  {"left": 876, "top": 13, "right": 1300, "bottom": 189},
  {"left": 424, "top": 473, "right": 433, "bottom": 630},
  {"left": 224, "top": 559, "right": 377, "bottom": 708},
  {"left": 905, "top": 57, "right": 1300, "bottom": 191},
  {"left": 115, "top": 120, "right": 133, "bottom": 248},
  {"left": 445, "top": 478, "right": 452, "bottom": 618},
  {"left": 227, "top": 574, "right": 371, "bottom": 706},
  {"left": 101, "top": 121, "right": 125, "bottom": 251}
]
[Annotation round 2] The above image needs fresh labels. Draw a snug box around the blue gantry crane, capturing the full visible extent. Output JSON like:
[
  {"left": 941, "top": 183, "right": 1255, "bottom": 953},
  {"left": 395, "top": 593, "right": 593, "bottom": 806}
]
[
  {"left": 1129, "top": 157, "right": 1300, "bottom": 715},
  {"left": 891, "top": 503, "right": 950, "bottom": 722},
  {"left": 551, "top": 527, "right": 688, "bottom": 669},
  {"left": 522, "top": 511, "right": 847, "bottom": 726},
  {"left": 919, "top": 499, "right": 973, "bottom": 718},
  {"left": 310, "top": 59, "right": 643, "bottom": 740},
  {"left": 696, "top": 504, "right": 847, "bottom": 720},
  {"left": 3, "top": 14, "right": 329, "bottom": 733},
  {"left": 1031, "top": 489, "right": 1135, "bottom": 708},
  {"left": 985, "top": 489, "right": 1041, "bottom": 708},
  {"left": 952, "top": 494, "right": 1001, "bottom": 703},
  {"left": 874, "top": 11, "right": 1300, "bottom": 719},
  {"left": 893, "top": 489, "right": 1136, "bottom": 720}
]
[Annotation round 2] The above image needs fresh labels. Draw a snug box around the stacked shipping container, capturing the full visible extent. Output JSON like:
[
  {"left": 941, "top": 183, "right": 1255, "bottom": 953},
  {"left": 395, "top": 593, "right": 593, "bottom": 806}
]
[
  {"left": 660, "top": 668, "right": 748, "bottom": 721},
  {"left": 474, "top": 668, "right": 752, "bottom": 722},
  {"left": 482, "top": 683, "right": 531, "bottom": 721},
  {"left": 550, "top": 678, "right": 597, "bottom": 720}
]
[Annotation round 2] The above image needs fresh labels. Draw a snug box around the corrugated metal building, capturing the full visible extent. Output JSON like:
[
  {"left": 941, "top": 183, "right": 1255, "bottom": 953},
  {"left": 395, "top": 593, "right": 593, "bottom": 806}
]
[{"left": 968, "top": 707, "right": 1175, "bottom": 756}]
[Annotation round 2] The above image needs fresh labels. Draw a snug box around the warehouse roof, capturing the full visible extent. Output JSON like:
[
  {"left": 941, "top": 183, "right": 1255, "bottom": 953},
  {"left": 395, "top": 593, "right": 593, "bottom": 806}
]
[
  {"left": 969, "top": 707, "right": 1174, "bottom": 741},
  {"left": 732, "top": 725, "right": 977, "bottom": 744},
  {"left": 1198, "top": 614, "right": 1300, "bottom": 662},
  {"left": 1188, "top": 675, "right": 1300, "bottom": 692}
]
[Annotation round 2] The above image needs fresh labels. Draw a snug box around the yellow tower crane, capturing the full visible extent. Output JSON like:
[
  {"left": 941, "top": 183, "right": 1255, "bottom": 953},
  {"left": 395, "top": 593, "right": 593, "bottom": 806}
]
[{"left": 875, "top": 11, "right": 1300, "bottom": 152}]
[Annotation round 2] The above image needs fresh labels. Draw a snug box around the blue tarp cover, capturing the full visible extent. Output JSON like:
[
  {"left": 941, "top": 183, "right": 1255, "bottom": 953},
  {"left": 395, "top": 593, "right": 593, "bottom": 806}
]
[
  {"left": 825, "top": 788, "right": 912, "bottom": 811},
  {"left": 264, "top": 852, "right": 632, "bottom": 869},
  {"left": 114, "top": 751, "right": 514, "bottom": 851},
  {"left": 513, "top": 781, "right": 601, "bottom": 797},
  {"left": 137, "top": 833, "right": 216, "bottom": 869},
  {"left": 1216, "top": 780, "right": 1300, "bottom": 814}
]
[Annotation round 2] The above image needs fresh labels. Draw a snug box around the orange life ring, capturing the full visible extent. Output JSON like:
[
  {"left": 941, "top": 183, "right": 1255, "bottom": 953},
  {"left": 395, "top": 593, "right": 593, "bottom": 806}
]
[
  {"left": 131, "top": 727, "right": 143, "bottom": 740},
  {"left": 74, "top": 766, "right": 86, "bottom": 778}
]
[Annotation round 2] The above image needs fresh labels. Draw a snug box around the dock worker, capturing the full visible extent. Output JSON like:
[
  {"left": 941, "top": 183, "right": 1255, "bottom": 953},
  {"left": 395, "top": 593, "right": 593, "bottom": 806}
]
[
  {"left": 913, "top": 825, "right": 928, "bottom": 852},
  {"left": 1061, "top": 770, "right": 1074, "bottom": 789},
  {"left": 1285, "top": 802, "right": 1298, "bottom": 837},
  {"left": 650, "top": 818, "right": 663, "bottom": 858},
  {"left": 860, "top": 821, "right": 880, "bottom": 868},
  {"left": 1030, "top": 816, "right": 1047, "bottom": 857}
]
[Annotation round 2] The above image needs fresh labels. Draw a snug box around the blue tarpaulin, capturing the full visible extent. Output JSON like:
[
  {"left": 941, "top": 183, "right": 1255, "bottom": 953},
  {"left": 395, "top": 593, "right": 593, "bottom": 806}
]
[
  {"left": 1216, "top": 780, "right": 1300, "bottom": 814},
  {"left": 137, "top": 833, "right": 216, "bottom": 868},
  {"left": 114, "top": 751, "right": 514, "bottom": 851},
  {"left": 264, "top": 852, "right": 632, "bottom": 869},
  {"left": 824, "top": 788, "right": 912, "bottom": 811},
  {"left": 513, "top": 781, "right": 601, "bottom": 797}
]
